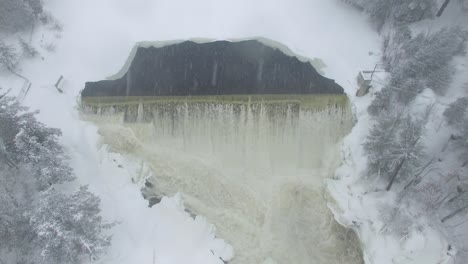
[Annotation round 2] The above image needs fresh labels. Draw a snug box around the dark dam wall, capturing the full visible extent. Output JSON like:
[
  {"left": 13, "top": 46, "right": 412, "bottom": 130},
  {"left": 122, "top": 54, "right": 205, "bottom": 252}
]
[{"left": 81, "top": 40, "right": 344, "bottom": 97}]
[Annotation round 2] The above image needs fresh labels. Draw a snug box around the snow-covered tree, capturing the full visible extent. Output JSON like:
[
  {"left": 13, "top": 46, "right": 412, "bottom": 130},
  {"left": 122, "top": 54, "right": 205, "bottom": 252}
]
[
  {"left": 19, "top": 38, "right": 39, "bottom": 58},
  {"left": 0, "top": 40, "right": 30, "bottom": 82},
  {"left": 444, "top": 96, "right": 468, "bottom": 129},
  {"left": 369, "top": 27, "right": 467, "bottom": 118},
  {"left": 24, "top": 0, "right": 44, "bottom": 16},
  {"left": 0, "top": 41, "right": 19, "bottom": 71},
  {"left": 367, "top": 85, "right": 395, "bottom": 116},
  {"left": 0, "top": 90, "right": 112, "bottom": 263},
  {"left": 0, "top": 0, "right": 47, "bottom": 33},
  {"left": 343, "top": 0, "right": 438, "bottom": 31},
  {"left": 363, "top": 111, "right": 402, "bottom": 177},
  {"left": 444, "top": 95, "right": 468, "bottom": 166},
  {"left": 0, "top": 0, "right": 35, "bottom": 33},
  {"left": 29, "top": 186, "right": 112, "bottom": 264},
  {"left": 363, "top": 111, "right": 426, "bottom": 190},
  {"left": 402, "top": 168, "right": 468, "bottom": 229},
  {"left": 391, "top": 0, "right": 437, "bottom": 24},
  {"left": 0, "top": 94, "right": 73, "bottom": 190},
  {"left": 400, "top": 27, "right": 466, "bottom": 93},
  {"left": 439, "top": 169, "right": 468, "bottom": 223},
  {"left": 388, "top": 27, "right": 466, "bottom": 92},
  {"left": 16, "top": 126, "right": 74, "bottom": 189}
]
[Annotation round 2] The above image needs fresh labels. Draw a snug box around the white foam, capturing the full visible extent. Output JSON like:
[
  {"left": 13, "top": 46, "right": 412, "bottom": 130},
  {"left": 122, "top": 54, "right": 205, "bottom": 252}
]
[{"left": 87, "top": 99, "right": 362, "bottom": 264}]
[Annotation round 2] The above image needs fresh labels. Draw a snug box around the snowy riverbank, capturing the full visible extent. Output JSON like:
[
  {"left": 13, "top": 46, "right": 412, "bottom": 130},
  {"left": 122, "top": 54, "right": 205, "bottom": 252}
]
[
  {"left": 327, "top": 94, "right": 453, "bottom": 264},
  {"left": 327, "top": 2, "right": 468, "bottom": 263}
]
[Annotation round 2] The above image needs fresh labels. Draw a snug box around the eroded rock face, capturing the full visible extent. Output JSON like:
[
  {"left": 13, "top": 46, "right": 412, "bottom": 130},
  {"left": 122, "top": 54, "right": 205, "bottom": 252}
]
[{"left": 82, "top": 40, "right": 344, "bottom": 97}]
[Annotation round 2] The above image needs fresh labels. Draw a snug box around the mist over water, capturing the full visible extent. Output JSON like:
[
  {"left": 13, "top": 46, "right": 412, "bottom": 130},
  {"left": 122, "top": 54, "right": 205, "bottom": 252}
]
[{"left": 82, "top": 96, "right": 363, "bottom": 264}]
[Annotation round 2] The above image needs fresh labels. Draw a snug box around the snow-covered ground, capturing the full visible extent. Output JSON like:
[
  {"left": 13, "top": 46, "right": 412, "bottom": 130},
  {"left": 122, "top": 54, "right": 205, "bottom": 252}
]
[
  {"left": 328, "top": 2, "right": 468, "bottom": 264},
  {"left": 0, "top": 0, "right": 421, "bottom": 263},
  {"left": 327, "top": 88, "right": 455, "bottom": 264}
]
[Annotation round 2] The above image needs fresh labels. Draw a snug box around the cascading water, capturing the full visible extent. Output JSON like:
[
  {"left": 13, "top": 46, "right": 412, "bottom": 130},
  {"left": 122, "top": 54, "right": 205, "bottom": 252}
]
[{"left": 81, "top": 94, "right": 363, "bottom": 264}]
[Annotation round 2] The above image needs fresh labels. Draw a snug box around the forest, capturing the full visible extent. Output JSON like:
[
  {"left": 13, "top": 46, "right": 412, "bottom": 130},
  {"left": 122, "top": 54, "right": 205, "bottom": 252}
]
[
  {"left": 344, "top": 0, "right": 468, "bottom": 260},
  {"left": 0, "top": 1, "right": 111, "bottom": 263}
]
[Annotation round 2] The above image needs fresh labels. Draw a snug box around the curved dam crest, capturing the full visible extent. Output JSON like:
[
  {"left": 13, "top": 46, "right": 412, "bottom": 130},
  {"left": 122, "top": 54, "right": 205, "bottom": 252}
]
[{"left": 80, "top": 39, "right": 363, "bottom": 264}]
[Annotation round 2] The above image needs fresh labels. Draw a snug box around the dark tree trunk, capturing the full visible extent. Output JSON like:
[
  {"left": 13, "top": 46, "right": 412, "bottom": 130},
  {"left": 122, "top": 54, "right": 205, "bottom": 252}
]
[
  {"left": 403, "top": 159, "right": 434, "bottom": 191},
  {"left": 447, "top": 189, "right": 466, "bottom": 204},
  {"left": 442, "top": 204, "right": 468, "bottom": 223},
  {"left": 386, "top": 158, "right": 406, "bottom": 191},
  {"left": 462, "top": 159, "right": 468, "bottom": 167},
  {"left": 6, "top": 65, "right": 29, "bottom": 82},
  {"left": 437, "top": 0, "right": 452, "bottom": 17}
]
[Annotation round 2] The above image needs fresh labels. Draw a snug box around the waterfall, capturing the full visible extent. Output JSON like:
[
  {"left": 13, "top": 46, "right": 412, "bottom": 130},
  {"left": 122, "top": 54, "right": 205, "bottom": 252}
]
[{"left": 81, "top": 94, "right": 362, "bottom": 264}]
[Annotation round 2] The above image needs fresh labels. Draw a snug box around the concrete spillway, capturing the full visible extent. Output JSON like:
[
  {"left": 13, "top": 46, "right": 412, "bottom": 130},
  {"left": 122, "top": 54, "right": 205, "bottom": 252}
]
[
  {"left": 80, "top": 39, "right": 363, "bottom": 264},
  {"left": 81, "top": 95, "right": 362, "bottom": 264}
]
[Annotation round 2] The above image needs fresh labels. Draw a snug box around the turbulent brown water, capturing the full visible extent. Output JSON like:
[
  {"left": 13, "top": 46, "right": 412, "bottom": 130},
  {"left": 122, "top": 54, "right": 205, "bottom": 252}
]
[{"left": 82, "top": 95, "right": 363, "bottom": 264}]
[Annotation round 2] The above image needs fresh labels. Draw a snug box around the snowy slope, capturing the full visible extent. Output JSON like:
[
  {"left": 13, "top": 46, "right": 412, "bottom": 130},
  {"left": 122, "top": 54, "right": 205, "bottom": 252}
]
[
  {"left": 327, "top": 95, "right": 454, "bottom": 264},
  {"left": 328, "top": 2, "right": 468, "bottom": 264},
  {"left": 1, "top": 0, "right": 385, "bottom": 263}
]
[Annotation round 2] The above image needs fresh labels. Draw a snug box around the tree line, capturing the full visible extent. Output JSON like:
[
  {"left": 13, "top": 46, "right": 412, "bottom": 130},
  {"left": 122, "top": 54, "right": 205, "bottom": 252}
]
[
  {"left": 1, "top": 1, "right": 112, "bottom": 263},
  {"left": 0, "top": 89, "right": 112, "bottom": 263}
]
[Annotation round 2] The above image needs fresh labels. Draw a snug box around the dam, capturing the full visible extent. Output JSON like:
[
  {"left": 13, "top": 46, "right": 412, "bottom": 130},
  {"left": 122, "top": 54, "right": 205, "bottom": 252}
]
[{"left": 81, "top": 39, "right": 363, "bottom": 264}]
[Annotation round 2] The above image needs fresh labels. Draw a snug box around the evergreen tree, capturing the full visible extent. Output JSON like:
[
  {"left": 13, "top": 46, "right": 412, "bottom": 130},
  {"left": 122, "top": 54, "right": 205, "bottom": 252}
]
[
  {"left": 24, "top": 0, "right": 44, "bottom": 16},
  {"left": 19, "top": 38, "right": 39, "bottom": 58},
  {"left": 0, "top": 0, "right": 34, "bottom": 33},
  {"left": 0, "top": 40, "right": 30, "bottom": 82},
  {"left": 444, "top": 96, "right": 468, "bottom": 129},
  {"left": 367, "top": 86, "right": 396, "bottom": 116},
  {"left": 363, "top": 111, "right": 426, "bottom": 190},
  {"left": 343, "top": 0, "right": 438, "bottom": 30},
  {"left": 29, "top": 187, "right": 112, "bottom": 264},
  {"left": 0, "top": 90, "right": 112, "bottom": 263},
  {"left": 14, "top": 117, "right": 74, "bottom": 190},
  {"left": 0, "top": 0, "right": 46, "bottom": 33},
  {"left": 0, "top": 41, "right": 19, "bottom": 71},
  {"left": 369, "top": 27, "right": 467, "bottom": 117}
]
